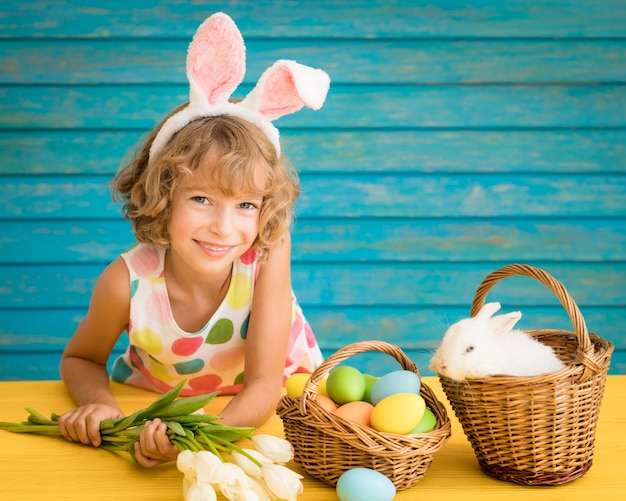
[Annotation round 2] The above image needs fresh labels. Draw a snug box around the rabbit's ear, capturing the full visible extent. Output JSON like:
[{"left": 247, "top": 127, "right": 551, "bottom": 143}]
[
  {"left": 476, "top": 302, "right": 501, "bottom": 319},
  {"left": 186, "top": 12, "right": 245, "bottom": 107},
  {"left": 489, "top": 311, "right": 522, "bottom": 334},
  {"left": 241, "top": 60, "right": 330, "bottom": 121}
]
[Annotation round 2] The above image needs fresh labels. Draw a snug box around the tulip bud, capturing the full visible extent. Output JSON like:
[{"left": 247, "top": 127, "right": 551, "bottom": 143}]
[
  {"left": 231, "top": 448, "right": 271, "bottom": 478},
  {"left": 261, "top": 463, "right": 303, "bottom": 501},
  {"left": 250, "top": 434, "right": 294, "bottom": 464}
]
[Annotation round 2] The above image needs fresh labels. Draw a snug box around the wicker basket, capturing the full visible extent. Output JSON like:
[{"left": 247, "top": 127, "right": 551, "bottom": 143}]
[
  {"left": 438, "top": 264, "right": 614, "bottom": 486},
  {"left": 276, "top": 340, "right": 451, "bottom": 490}
]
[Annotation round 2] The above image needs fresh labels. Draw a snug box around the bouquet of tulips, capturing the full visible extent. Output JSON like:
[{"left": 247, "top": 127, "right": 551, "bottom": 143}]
[{"left": 0, "top": 381, "right": 303, "bottom": 501}]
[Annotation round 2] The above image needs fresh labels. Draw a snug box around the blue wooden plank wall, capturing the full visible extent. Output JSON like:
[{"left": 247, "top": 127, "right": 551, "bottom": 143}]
[{"left": 1, "top": 0, "right": 625, "bottom": 380}]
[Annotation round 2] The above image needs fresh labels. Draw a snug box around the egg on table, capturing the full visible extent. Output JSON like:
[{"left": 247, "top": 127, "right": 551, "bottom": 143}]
[{"left": 336, "top": 468, "right": 396, "bottom": 501}]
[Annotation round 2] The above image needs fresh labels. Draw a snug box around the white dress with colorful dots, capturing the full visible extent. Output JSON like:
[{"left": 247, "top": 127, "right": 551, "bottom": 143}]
[{"left": 111, "top": 243, "right": 323, "bottom": 396}]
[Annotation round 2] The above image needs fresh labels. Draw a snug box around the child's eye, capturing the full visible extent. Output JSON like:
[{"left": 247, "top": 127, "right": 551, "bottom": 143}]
[
  {"left": 238, "top": 201, "right": 258, "bottom": 210},
  {"left": 192, "top": 196, "right": 209, "bottom": 204}
]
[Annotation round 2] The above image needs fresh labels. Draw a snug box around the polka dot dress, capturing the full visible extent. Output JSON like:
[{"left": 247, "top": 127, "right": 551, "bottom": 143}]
[{"left": 111, "top": 243, "right": 323, "bottom": 395}]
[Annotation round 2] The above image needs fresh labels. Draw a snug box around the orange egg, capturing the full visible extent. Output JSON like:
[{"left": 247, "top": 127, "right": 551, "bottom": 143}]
[
  {"left": 314, "top": 394, "right": 338, "bottom": 413},
  {"left": 333, "top": 401, "right": 375, "bottom": 427}
]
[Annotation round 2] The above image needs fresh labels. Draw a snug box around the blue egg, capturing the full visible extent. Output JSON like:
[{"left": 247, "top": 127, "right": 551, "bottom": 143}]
[
  {"left": 336, "top": 468, "right": 396, "bottom": 501},
  {"left": 370, "top": 370, "right": 421, "bottom": 405}
]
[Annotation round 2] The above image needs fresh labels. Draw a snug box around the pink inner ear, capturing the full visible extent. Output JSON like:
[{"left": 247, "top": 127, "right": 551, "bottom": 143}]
[
  {"left": 257, "top": 66, "right": 304, "bottom": 117},
  {"left": 187, "top": 13, "right": 245, "bottom": 105}
]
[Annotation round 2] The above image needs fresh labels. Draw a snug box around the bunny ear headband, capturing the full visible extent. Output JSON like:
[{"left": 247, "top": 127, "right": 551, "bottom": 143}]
[{"left": 149, "top": 12, "right": 331, "bottom": 161}]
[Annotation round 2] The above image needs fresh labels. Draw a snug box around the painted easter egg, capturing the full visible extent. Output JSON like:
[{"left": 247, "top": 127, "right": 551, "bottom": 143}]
[
  {"left": 285, "top": 373, "right": 312, "bottom": 397},
  {"left": 371, "top": 393, "right": 426, "bottom": 434},
  {"left": 369, "top": 369, "right": 421, "bottom": 405},
  {"left": 333, "top": 401, "right": 375, "bottom": 427},
  {"left": 326, "top": 366, "right": 366, "bottom": 404},
  {"left": 336, "top": 468, "right": 396, "bottom": 501},
  {"left": 408, "top": 407, "right": 437, "bottom": 433}
]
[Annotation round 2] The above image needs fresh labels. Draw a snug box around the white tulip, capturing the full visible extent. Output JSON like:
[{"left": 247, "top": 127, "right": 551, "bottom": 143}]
[
  {"left": 217, "top": 462, "right": 255, "bottom": 500},
  {"left": 261, "top": 463, "right": 303, "bottom": 501},
  {"left": 183, "top": 477, "right": 191, "bottom": 499},
  {"left": 233, "top": 488, "right": 262, "bottom": 501},
  {"left": 250, "top": 434, "right": 294, "bottom": 464},
  {"left": 184, "top": 481, "right": 218, "bottom": 501},
  {"left": 195, "top": 451, "right": 226, "bottom": 485},
  {"left": 177, "top": 450, "right": 198, "bottom": 481},
  {"left": 247, "top": 478, "right": 273, "bottom": 501},
  {"left": 231, "top": 448, "right": 272, "bottom": 478}
]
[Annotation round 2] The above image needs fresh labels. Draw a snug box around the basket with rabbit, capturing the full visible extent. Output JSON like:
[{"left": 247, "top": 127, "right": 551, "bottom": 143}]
[{"left": 432, "top": 263, "right": 614, "bottom": 486}]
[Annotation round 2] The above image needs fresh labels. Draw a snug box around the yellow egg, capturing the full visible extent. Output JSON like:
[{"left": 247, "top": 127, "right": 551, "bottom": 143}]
[
  {"left": 285, "top": 373, "right": 312, "bottom": 397},
  {"left": 318, "top": 377, "right": 329, "bottom": 397},
  {"left": 371, "top": 393, "right": 426, "bottom": 434}
]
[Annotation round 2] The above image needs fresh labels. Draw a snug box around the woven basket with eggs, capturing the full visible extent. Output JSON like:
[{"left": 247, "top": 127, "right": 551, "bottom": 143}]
[{"left": 276, "top": 340, "right": 451, "bottom": 490}]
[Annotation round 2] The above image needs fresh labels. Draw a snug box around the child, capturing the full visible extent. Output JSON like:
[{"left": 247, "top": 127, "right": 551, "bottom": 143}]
[{"left": 57, "top": 12, "right": 330, "bottom": 468}]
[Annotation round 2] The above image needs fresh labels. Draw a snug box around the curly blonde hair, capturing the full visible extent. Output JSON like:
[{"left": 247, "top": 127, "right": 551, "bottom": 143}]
[{"left": 112, "top": 107, "right": 299, "bottom": 258}]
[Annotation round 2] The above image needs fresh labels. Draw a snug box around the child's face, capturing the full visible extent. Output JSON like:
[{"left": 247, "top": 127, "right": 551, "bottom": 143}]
[{"left": 167, "top": 155, "right": 265, "bottom": 276}]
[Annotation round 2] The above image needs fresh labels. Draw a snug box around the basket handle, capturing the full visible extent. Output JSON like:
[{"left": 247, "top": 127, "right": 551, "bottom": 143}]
[
  {"left": 470, "top": 263, "right": 599, "bottom": 382},
  {"left": 299, "top": 340, "right": 418, "bottom": 415}
]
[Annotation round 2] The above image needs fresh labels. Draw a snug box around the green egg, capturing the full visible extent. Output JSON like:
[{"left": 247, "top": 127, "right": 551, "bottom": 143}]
[
  {"left": 409, "top": 407, "right": 437, "bottom": 434},
  {"left": 326, "top": 366, "right": 366, "bottom": 404},
  {"left": 362, "top": 374, "right": 380, "bottom": 403}
]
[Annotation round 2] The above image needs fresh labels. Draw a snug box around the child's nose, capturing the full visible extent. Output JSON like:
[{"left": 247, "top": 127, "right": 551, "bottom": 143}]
[{"left": 210, "top": 207, "right": 234, "bottom": 235}]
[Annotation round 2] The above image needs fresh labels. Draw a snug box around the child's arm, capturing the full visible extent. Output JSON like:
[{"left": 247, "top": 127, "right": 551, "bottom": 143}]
[
  {"left": 219, "top": 234, "right": 294, "bottom": 427},
  {"left": 58, "top": 257, "right": 130, "bottom": 447}
]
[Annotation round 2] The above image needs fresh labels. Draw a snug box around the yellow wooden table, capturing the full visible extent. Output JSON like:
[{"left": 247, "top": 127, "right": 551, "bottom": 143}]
[{"left": 1, "top": 376, "right": 624, "bottom": 500}]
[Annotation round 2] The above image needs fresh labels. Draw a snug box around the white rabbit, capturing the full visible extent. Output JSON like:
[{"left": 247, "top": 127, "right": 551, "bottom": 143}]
[{"left": 429, "top": 302, "right": 566, "bottom": 381}]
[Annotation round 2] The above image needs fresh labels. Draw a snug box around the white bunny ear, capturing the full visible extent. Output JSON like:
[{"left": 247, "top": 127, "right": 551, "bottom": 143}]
[
  {"left": 476, "top": 302, "right": 502, "bottom": 319},
  {"left": 186, "top": 12, "right": 245, "bottom": 107},
  {"left": 241, "top": 60, "right": 330, "bottom": 121},
  {"left": 149, "top": 13, "right": 330, "bottom": 162},
  {"left": 150, "top": 12, "right": 246, "bottom": 160},
  {"left": 489, "top": 310, "right": 522, "bottom": 334}
]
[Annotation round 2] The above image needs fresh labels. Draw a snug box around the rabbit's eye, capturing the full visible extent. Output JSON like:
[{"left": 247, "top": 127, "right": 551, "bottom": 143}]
[{"left": 465, "top": 345, "right": 475, "bottom": 353}]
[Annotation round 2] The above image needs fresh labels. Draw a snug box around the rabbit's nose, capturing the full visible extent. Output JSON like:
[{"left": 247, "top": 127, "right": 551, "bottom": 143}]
[{"left": 431, "top": 359, "right": 446, "bottom": 372}]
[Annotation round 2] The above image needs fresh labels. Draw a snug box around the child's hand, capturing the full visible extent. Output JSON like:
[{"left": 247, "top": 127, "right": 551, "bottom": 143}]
[
  {"left": 134, "top": 418, "right": 180, "bottom": 468},
  {"left": 58, "top": 403, "right": 124, "bottom": 447}
]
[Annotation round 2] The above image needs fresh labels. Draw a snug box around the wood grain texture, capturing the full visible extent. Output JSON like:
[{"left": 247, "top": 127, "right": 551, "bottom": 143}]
[
  {"left": 3, "top": 130, "right": 625, "bottom": 175},
  {"left": 2, "top": 0, "right": 626, "bottom": 38},
  {"left": 2, "top": 219, "right": 625, "bottom": 263},
  {"left": 3, "top": 40, "right": 626, "bottom": 84},
  {"left": 3, "top": 263, "right": 625, "bottom": 307},
  {"left": 3, "top": 85, "right": 626, "bottom": 129},
  {"left": 3, "top": 174, "right": 625, "bottom": 218},
  {"left": 1, "top": 0, "right": 624, "bottom": 379}
]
